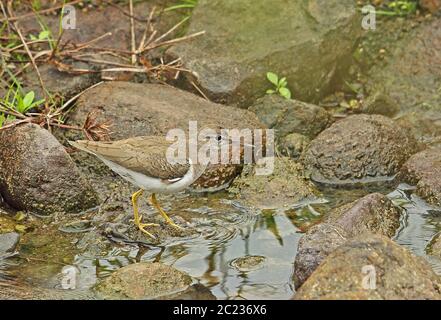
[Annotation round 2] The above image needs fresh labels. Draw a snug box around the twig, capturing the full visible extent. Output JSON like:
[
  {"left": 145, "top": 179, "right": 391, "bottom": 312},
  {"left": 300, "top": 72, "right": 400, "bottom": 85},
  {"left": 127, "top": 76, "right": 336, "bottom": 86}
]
[
  {"left": 129, "top": 0, "right": 136, "bottom": 65},
  {"left": 144, "top": 31, "right": 205, "bottom": 51}
]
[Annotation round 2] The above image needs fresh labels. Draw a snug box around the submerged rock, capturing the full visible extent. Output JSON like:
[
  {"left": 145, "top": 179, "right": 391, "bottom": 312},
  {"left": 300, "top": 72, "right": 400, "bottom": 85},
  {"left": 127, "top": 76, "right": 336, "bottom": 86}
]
[
  {"left": 0, "top": 232, "right": 20, "bottom": 254},
  {"left": 169, "top": 0, "right": 361, "bottom": 106},
  {"left": 302, "top": 114, "right": 417, "bottom": 185},
  {"left": 428, "top": 232, "right": 441, "bottom": 258},
  {"left": 249, "top": 95, "right": 331, "bottom": 139},
  {"left": 293, "top": 193, "right": 401, "bottom": 288},
  {"left": 278, "top": 133, "right": 311, "bottom": 160},
  {"left": 229, "top": 158, "right": 319, "bottom": 210},
  {"left": 399, "top": 148, "right": 441, "bottom": 206},
  {"left": 0, "top": 123, "right": 98, "bottom": 215},
  {"left": 294, "top": 234, "right": 441, "bottom": 300},
  {"left": 325, "top": 193, "right": 401, "bottom": 238},
  {"left": 293, "top": 223, "right": 348, "bottom": 289},
  {"left": 95, "top": 262, "right": 194, "bottom": 300}
]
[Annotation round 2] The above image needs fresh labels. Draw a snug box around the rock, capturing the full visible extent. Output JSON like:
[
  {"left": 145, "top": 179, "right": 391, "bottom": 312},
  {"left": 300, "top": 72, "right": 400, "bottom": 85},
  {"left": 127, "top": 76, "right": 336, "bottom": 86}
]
[
  {"left": 396, "top": 107, "right": 441, "bottom": 146},
  {"left": 169, "top": 0, "right": 361, "bottom": 106},
  {"left": 428, "top": 232, "right": 441, "bottom": 258},
  {"left": 66, "top": 81, "right": 265, "bottom": 191},
  {"left": 293, "top": 223, "right": 348, "bottom": 289},
  {"left": 325, "top": 193, "right": 401, "bottom": 238},
  {"left": 294, "top": 234, "right": 441, "bottom": 300},
  {"left": 22, "top": 62, "right": 99, "bottom": 101},
  {"left": 293, "top": 193, "right": 401, "bottom": 288},
  {"left": 229, "top": 157, "right": 319, "bottom": 210},
  {"left": 95, "top": 262, "right": 193, "bottom": 300},
  {"left": 361, "top": 92, "right": 400, "bottom": 117},
  {"left": 420, "top": 0, "right": 441, "bottom": 13},
  {"left": 399, "top": 148, "right": 441, "bottom": 206},
  {"left": 249, "top": 95, "right": 331, "bottom": 139},
  {"left": 366, "top": 18, "right": 441, "bottom": 113},
  {"left": 278, "top": 133, "right": 310, "bottom": 160},
  {"left": 230, "top": 255, "right": 266, "bottom": 272},
  {"left": 302, "top": 114, "right": 417, "bottom": 185},
  {"left": 0, "top": 123, "right": 98, "bottom": 215},
  {"left": 0, "top": 232, "right": 20, "bottom": 254}
]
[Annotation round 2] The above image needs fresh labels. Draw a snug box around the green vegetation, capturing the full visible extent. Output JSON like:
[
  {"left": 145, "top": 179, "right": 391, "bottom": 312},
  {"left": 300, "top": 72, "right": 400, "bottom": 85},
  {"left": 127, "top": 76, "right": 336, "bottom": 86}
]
[
  {"left": 375, "top": 0, "right": 418, "bottom": 16},
  {"left": 266, "top": 72, "right": 292, "bottom": 100},
  {"left": 165, "top": 0, "right": 198, "bottom": 12},
  {"left": 0, "top": 83, "right": 45, "bottom": 128}
]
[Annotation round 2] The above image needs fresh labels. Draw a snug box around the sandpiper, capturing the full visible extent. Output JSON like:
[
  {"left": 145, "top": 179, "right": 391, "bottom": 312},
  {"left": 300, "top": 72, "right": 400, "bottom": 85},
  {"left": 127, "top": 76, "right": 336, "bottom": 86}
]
[{"left": 69, "top": 129, "right": 232, "bottom": 239}]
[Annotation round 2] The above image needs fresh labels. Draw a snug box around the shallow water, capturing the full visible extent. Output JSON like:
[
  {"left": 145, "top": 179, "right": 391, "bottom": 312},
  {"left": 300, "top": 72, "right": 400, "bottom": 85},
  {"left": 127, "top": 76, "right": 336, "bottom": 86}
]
[{"left": 1, "top": 180, "right": 440, "bottom": 300}]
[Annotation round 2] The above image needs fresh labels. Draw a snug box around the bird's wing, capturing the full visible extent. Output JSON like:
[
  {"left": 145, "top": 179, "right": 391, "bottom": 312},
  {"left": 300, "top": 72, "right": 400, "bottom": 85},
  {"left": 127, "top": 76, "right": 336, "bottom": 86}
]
[{"left": 69, "top": 136, "right": 190, "bottom": 180}]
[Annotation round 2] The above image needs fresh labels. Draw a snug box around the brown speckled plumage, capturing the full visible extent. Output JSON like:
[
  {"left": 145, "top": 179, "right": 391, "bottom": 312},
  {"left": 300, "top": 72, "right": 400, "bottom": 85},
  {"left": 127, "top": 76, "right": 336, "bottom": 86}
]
[{"left": 70, "top": 136, "right": 190, "bottom": 180}]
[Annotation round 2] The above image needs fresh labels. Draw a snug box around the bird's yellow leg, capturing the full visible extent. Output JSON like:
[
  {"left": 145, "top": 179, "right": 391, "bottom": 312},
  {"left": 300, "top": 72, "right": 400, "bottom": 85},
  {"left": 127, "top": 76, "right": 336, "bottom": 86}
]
[
  {"left": 150, "top": 193, "right": 182, "bottom": 230},
  {"left": 131, "top": 189, "right": 158, "bottom": 238}
]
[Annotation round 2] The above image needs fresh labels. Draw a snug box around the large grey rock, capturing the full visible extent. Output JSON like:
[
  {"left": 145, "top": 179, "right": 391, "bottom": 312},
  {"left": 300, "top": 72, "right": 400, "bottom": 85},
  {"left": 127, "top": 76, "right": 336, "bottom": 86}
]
[
  {"left": 249, "top": 95, "right": 331, "bottom": 139},
  {"left": 169, "top": 0, "right": 361, "bottom": 106},
  {"left": 66, "top": 81, "right": 265, "bottom": 191},
  {"left": 294, "top": 234, "right": 441, "bottom": 300},
  {"left": 0, "top": 123, "right": 98, "bottom": 215},
  {"left": 302, "top": 114, "right": 418, "bottom": 185},
  {"left": 399, "top": 148, "right": 441, "bottom": 206},
  {"left": 366, "top": 18, "right": 441, "bottom": 113},
  {"left": 293, "top": 193, "right": 401, "bottom": 288}
]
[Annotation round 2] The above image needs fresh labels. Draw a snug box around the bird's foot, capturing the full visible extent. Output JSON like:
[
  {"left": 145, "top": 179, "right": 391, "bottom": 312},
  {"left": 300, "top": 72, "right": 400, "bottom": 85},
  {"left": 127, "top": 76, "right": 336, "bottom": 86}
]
[{"left": 136, "top": 222, "right": 159, "bottom": 239}]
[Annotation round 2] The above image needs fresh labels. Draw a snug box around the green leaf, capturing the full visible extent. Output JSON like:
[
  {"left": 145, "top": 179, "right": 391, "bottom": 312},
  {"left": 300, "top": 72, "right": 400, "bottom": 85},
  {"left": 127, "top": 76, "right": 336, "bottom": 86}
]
[
  {"left": 266, "top": 89, "right": 275, "bottom": 94},
  {"left": 22, "top": 91, "right": 35, "bottom": 109},
  {"left": 279, "top": 77, "right": 287, "bottom": 87},
  {"left": 38, "top": 30, "right": 50, "bottom": 40},
  {"left": 266, "top": 72, "right": 279, "bottom": 86},
  {"left": 279, "top": 87, "right": 291, "bottom": 100}
]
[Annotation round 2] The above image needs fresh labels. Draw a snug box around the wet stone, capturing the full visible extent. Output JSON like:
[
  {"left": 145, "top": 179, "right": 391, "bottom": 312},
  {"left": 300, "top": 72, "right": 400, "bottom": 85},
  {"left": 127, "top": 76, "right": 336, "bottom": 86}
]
[
  {"left": 399, "top": 148, "right": 441, "bottom": 206},
  {"left": 95, "top": 262, "right": 193, "bottom": 300},
  {"left": 230, "top": 255, "right": 266, "bottom": 272},
  {"left": 293, "top": 193, "right": 401, "bottom": 288},
  {"left": 229, "top": 158, "right": 320, "bottom": 210},
  {"left": 294, "top": 234, "right": 441, "bottom": 300},
  {"left": 0, "top": 123, "right": 99, "bottom": 215},
  {"left": 302, "top": 114, "right": 417, "bottom": 185}
]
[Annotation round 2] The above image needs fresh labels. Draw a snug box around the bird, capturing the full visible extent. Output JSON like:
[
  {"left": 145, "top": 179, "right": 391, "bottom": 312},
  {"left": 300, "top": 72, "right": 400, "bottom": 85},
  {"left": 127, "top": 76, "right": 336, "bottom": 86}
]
[{"left": 69, "top": 129, "right": 233, "bottom": 239}]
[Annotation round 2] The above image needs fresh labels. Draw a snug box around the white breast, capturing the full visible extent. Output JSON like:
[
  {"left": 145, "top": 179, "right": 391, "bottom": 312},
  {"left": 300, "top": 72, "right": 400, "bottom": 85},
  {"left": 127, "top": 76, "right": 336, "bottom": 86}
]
[{"left": 98, "top": 156, "right": 196, "bottom": 194}]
